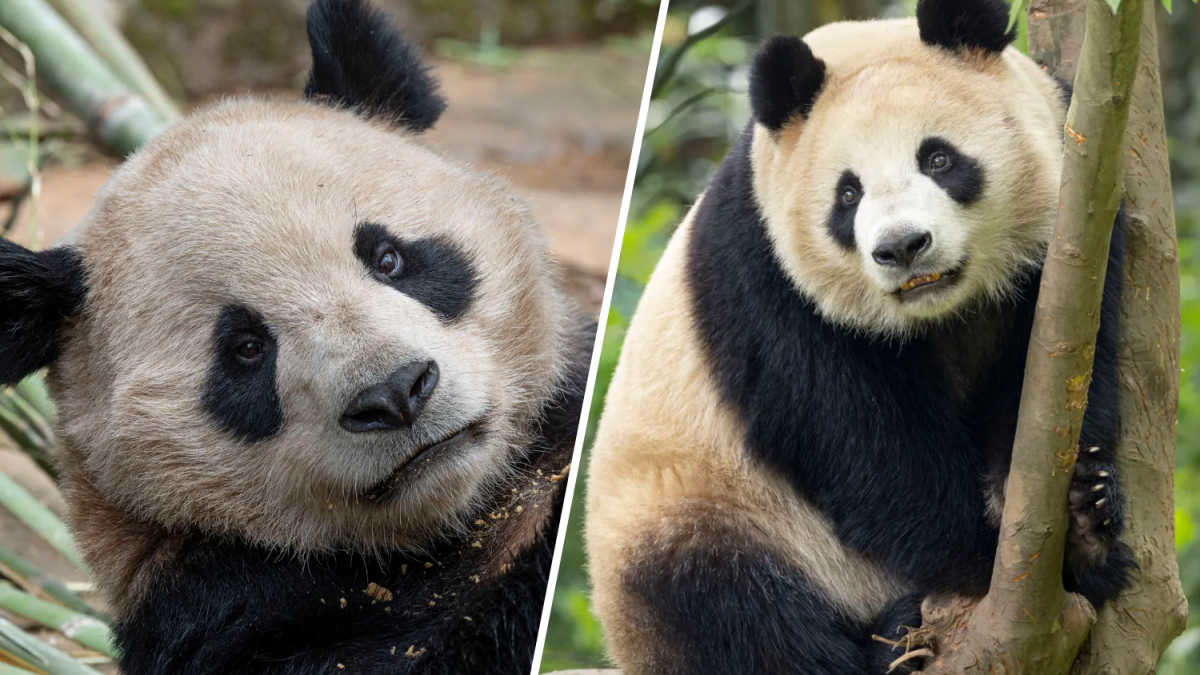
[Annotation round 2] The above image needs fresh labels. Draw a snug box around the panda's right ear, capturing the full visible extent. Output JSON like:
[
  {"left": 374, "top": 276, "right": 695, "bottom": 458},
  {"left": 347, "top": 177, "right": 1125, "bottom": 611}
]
[
  {"left": 0, "top": 240, "right": 87, "bottom": 386},
  {"left": 303, "top": 0, "right": 446, "bottom": 133},
  {"left": 749, "top": 36, "right": 827, "bottom": 133}
]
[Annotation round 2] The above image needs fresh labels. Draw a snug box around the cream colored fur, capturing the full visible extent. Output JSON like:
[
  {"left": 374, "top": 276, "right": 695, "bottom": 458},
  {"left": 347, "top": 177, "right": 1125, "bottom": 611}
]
[
  {"left": 587, "top": 209, "right": 903, "bottom": 671},
  {"left": 49, "top": 98, "right": 577, "bottom": 610},
  {"left": 586, "top": 18, "right": 1069, "bottom": 673},
  {"left": 753, "top": 19, "right": 1066, "bottom": 337}
]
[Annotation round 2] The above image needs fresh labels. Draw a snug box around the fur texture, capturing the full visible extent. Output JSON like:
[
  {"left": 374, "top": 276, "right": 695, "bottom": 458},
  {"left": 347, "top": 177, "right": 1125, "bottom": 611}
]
[
  {"left": 748, "top": 36, "right": 826, "bottom": 131},
  {"left": 586, "top": 6, "right": 1133, "bottom": 675},
  {"left": 0, "top": 241, "right": 87, "bottom": 385},
  {"left": 304, "top": 0, "right": 446, "bottom": 132},
  {"left": 0, "top": 5, "right": 592, "bottom": 673}
]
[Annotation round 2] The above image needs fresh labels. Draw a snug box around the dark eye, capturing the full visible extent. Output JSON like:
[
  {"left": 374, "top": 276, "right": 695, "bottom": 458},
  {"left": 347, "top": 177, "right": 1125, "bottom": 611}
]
[
  {"left": 234, "top": 340, "right": 264, "bottom": 364},
  {"left": 928, "top": 151, "right": 951, "bottom": 173},
  {"left": 840, "top": 185, "right": 859, "bottom": 206},
  {"left": 376, "top": 247, "right": 402, "bottom": 278}
]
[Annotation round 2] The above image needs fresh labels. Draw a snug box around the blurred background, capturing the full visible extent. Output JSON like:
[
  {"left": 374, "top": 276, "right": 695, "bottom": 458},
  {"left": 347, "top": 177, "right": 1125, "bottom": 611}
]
[
  {"left": 539, "top": 0, "right": 1200, "bottom": 672},
  {"left": 0, "top": 0, "right": 655, "bottom": 671}
]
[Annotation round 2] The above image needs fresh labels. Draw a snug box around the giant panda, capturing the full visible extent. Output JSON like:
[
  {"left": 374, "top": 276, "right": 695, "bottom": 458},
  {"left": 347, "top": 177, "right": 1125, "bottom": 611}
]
[
  {"left": 585, "top": 1, "right": 1134, "bottom": 673},
  {"left": 0, "top": 1, "right": 591, "bottom": 673}
]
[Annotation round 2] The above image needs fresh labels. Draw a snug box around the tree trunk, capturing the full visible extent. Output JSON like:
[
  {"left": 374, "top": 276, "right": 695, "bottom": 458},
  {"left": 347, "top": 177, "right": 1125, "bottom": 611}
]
[
  {"left": 917, "top": 0, "right": 1145, "bottom": 672},
  {"left": 1071, "top": 2, "right": 1189, "bottom": 672}
]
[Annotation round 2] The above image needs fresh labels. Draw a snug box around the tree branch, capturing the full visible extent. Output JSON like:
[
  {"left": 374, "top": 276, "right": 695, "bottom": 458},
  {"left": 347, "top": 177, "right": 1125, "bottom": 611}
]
[
  {"left": 1072, "top": 2, "right": 1188, "bottom": 672},
  {"left": 920, "top": 0, "right": 1144, "bottom": 671}
]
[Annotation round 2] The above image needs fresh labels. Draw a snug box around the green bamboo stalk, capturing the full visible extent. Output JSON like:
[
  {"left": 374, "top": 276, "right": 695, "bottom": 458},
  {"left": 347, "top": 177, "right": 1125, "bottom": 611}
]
[
  {"left": 0, "top": 0, "right": 169, "bottom": 156},
  {"left": 44, "top": 0, "right": 179, "bottom": 122},
  {"left": 0, "top": 544, "right": 101, "bottom": 619},
  {"left": 0, "top": 473, "right": 82, "bottom": 570},
  {"left": 0, "top": 662, "right": 35, "bottom": 675},
  {"left": 0, "top": 584, "right": 112, "bottom": 656},
  {"left": 0, "top": 617, "right": 104, "bottom": 675}
]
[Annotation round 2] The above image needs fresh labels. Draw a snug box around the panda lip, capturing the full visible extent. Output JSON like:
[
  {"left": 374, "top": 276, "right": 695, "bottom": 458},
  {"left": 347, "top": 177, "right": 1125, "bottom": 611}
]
[
  {"left": 896, "top": 267, "right": 962, "bottom": 296},
  {"left": 362, "top": 420, "right": 483, "bottom": 501}
]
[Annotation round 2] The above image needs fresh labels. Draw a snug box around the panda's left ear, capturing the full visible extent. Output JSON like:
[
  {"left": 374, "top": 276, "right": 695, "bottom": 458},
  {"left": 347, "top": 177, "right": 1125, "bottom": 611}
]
[
  {"left": 916, "top": 0, "right": 1015, "bottom": 55},
  {"left": 303, "top": 0, "right": 446, "bottom": 133},
  {"left": 0, "top": 240, "right": 87, "bottom": 386},
  {"left": 749, "top": 36, "right": 827, "bottom": 132}
]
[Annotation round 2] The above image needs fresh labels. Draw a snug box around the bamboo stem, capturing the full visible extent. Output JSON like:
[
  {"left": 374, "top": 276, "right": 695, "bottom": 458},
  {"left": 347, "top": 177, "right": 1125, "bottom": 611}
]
[
  {"left": 0, "top": 544, "right": 101, "bottom": 619},
  {"left": 44, "top": 0, "right": 178, "bottom": 122},
  {"left": 0, "top": 617, "right": 103, "bottom": 675},
  {"left": 0, "top": 472, "right": 82, "bottom": 570},
  {"left": 0, "top": 584, "right": 112, "bottom": 657},
  {"left": 0, "top": 0, "right": 168, "bottom": 156}
]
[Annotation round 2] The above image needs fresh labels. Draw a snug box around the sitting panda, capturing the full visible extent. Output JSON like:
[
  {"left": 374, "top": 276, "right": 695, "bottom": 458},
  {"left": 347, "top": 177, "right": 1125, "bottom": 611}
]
[
  {"left": 585, "top": 1, "right": 1133, "bottom": 673},
  {"left": 0, "top": 0, "right": 590, "bottom": 673}
]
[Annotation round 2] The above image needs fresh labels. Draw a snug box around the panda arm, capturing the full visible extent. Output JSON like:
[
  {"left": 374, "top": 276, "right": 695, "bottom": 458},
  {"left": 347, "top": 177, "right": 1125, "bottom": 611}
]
[{"left": 1063, "top": 206, "right": 1136, "bottom": 606}]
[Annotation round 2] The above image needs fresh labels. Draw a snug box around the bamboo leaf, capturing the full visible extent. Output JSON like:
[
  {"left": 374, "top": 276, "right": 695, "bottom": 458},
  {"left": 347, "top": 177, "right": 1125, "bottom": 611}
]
[
  {"left": 1008, "top": 0, "right": 1026, "bottom": 31},
  {"left": 1104, "top": 0, "right": 1123, "bottom": 12}
]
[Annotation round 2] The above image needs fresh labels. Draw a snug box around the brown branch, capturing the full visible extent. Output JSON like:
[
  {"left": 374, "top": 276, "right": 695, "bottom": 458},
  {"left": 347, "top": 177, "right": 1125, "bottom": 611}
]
[
  {"left": 919, "top": 0, "right": 1144, "bottom": 672},
  {"left": 1072, "top": 2, "right": 1188, "bottom": 672}
]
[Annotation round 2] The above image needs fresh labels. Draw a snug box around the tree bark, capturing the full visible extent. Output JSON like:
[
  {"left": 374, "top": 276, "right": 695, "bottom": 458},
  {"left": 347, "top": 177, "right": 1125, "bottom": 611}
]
[
  {"left": 918, "top": 0, "right": 1144, "bottom": 672},
  {"left": 1071, "top": 2, "right": 1188, "bottom": 672}
]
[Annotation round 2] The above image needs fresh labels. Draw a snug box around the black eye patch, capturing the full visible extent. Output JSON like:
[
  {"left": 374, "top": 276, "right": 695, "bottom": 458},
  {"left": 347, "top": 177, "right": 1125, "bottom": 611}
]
[
  {"left": 352, "top": 222, "right": 479, "bottom": 322},
  {"left": 917, "top": 137, "right": 985, "bottom": 204},
  {"left": 826, "top": 170, "right": 861, "bottom": 250},
  {"left": 203, "top": 305, "right": 283, "bottom": 443}
]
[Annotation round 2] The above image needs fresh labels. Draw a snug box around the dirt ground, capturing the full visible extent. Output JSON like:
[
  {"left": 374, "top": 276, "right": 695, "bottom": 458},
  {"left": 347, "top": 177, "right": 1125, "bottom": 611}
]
[{"left": 0, "top": 43, "right": 646, "bottom": 661}]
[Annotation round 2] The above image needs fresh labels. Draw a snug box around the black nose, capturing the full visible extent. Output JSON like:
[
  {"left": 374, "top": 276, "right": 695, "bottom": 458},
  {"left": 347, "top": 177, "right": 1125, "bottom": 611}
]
[
  {"left": 340, "top": 360, "right": 439, "bottom": 433},
  {"left": 872, "top": 231, "right": 932, "bottom": 268}
]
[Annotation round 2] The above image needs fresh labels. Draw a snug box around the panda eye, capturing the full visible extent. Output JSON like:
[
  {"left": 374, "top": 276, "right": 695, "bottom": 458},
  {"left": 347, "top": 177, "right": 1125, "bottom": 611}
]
[
  {"left": 928, "top": 151, "right": 951, "bottom": 173},
  {"left": 840, "top": 185, "right": 859, "bottom": 207},
  {"left": 376, "top": 247, "right": 403, "bottom": 279},
  {"left": 234, "top": 340, "right": 264, "bottom": 364}
]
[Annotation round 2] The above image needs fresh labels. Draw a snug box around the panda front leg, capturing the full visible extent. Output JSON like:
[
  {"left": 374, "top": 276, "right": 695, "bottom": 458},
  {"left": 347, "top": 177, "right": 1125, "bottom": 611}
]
[{"left": 1064, "top": 436, "right": 1137, "bottom": 607}]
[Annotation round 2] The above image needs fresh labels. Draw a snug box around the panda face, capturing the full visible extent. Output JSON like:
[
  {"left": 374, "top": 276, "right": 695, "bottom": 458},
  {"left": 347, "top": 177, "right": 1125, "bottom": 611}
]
[
  {"left": 48, "top": 100, "right": 569, "bottom": 553},
  {"left": 749, "top": 21, "right": 1067, "bottom": 337}
]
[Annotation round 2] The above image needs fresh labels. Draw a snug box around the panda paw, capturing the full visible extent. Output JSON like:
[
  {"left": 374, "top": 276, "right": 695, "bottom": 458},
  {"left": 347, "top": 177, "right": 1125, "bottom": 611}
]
[{"left": 1067, "top": 445, "right": 1124, "bottom": 558}]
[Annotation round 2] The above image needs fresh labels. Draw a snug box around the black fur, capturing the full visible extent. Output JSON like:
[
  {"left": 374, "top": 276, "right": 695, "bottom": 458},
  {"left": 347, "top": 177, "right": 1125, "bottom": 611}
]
[
  {"left": 624, "top": 536, "right": 870, "bottom": 675},
  {"left": 827, "top": 171, "right": 861, "bottom": 250},
  {"left": 0, "top": 240, "right": 87, "bottom": 386},
  {"left": 916, "top": 0, "right": 1015, "bottom": 54},
  {"left": 653, "top": 131, "right": 1132, "bottom": 674},
  {"left": 917, "top": 137, "right": 985, "bottom": 205},
  {"left": 749, "top": 36, "right": 827, "bottom": 131},
  {"left": 867, "top": 594, "right": 925, "bottom": 675},
  {"left": 304, "top": 0, "right": 446, "bottom": 132},
  {"left": 353, "top": 223, "right": 480, "bottom": 323},
  {"left": 203, "top": 305, "right": 284, "bottom": 443},
  {"left": 116, "top": 327, "right": 592, "bottom": 675}
]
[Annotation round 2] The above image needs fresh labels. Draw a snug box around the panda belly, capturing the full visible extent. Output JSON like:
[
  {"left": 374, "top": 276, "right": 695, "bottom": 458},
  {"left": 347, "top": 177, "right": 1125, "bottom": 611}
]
[{"left": 586, "top": 216, "right": 910, "bottom": 675}]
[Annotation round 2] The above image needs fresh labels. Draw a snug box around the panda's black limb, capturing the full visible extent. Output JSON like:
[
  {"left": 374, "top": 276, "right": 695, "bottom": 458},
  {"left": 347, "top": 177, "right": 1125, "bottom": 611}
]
[
  {"left": 675, "top": 129, "right": 1132, "bottom": 670},
  {"left": 622, "top": 530, "right": 882, "bottom": 675}
]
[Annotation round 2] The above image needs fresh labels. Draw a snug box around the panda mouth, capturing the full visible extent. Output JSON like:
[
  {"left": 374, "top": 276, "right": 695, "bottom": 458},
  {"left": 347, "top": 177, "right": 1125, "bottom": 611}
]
[
  {"left": 896, "top": 267, "right": 962, "bottom": 298},
  {"left": 363, "top": 420, "right": 484, "bottom": 502}
]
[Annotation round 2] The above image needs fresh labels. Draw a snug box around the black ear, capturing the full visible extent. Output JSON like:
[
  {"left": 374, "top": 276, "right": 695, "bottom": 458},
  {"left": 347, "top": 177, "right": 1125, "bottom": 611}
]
[
  {"left": 917, "top": 0, "right": 1015, "bottom": 54},
  {"left": 0, "top": 240, "right": 87, "bottom": 386},
  {"left": 303, "top": 0, "right": 446, "bottom": 133},
  {"left": 749, "top": 36, "right": 826, "bottom": 132}
]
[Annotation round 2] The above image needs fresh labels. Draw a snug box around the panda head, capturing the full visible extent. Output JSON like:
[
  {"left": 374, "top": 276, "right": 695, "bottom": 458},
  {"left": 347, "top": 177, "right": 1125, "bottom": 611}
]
[
  {"left": 748, "top": 0, "right": 1068, "bottom": 337},
  {"left": 0, "top": 0, "right": 574, "bottom": 556}
]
